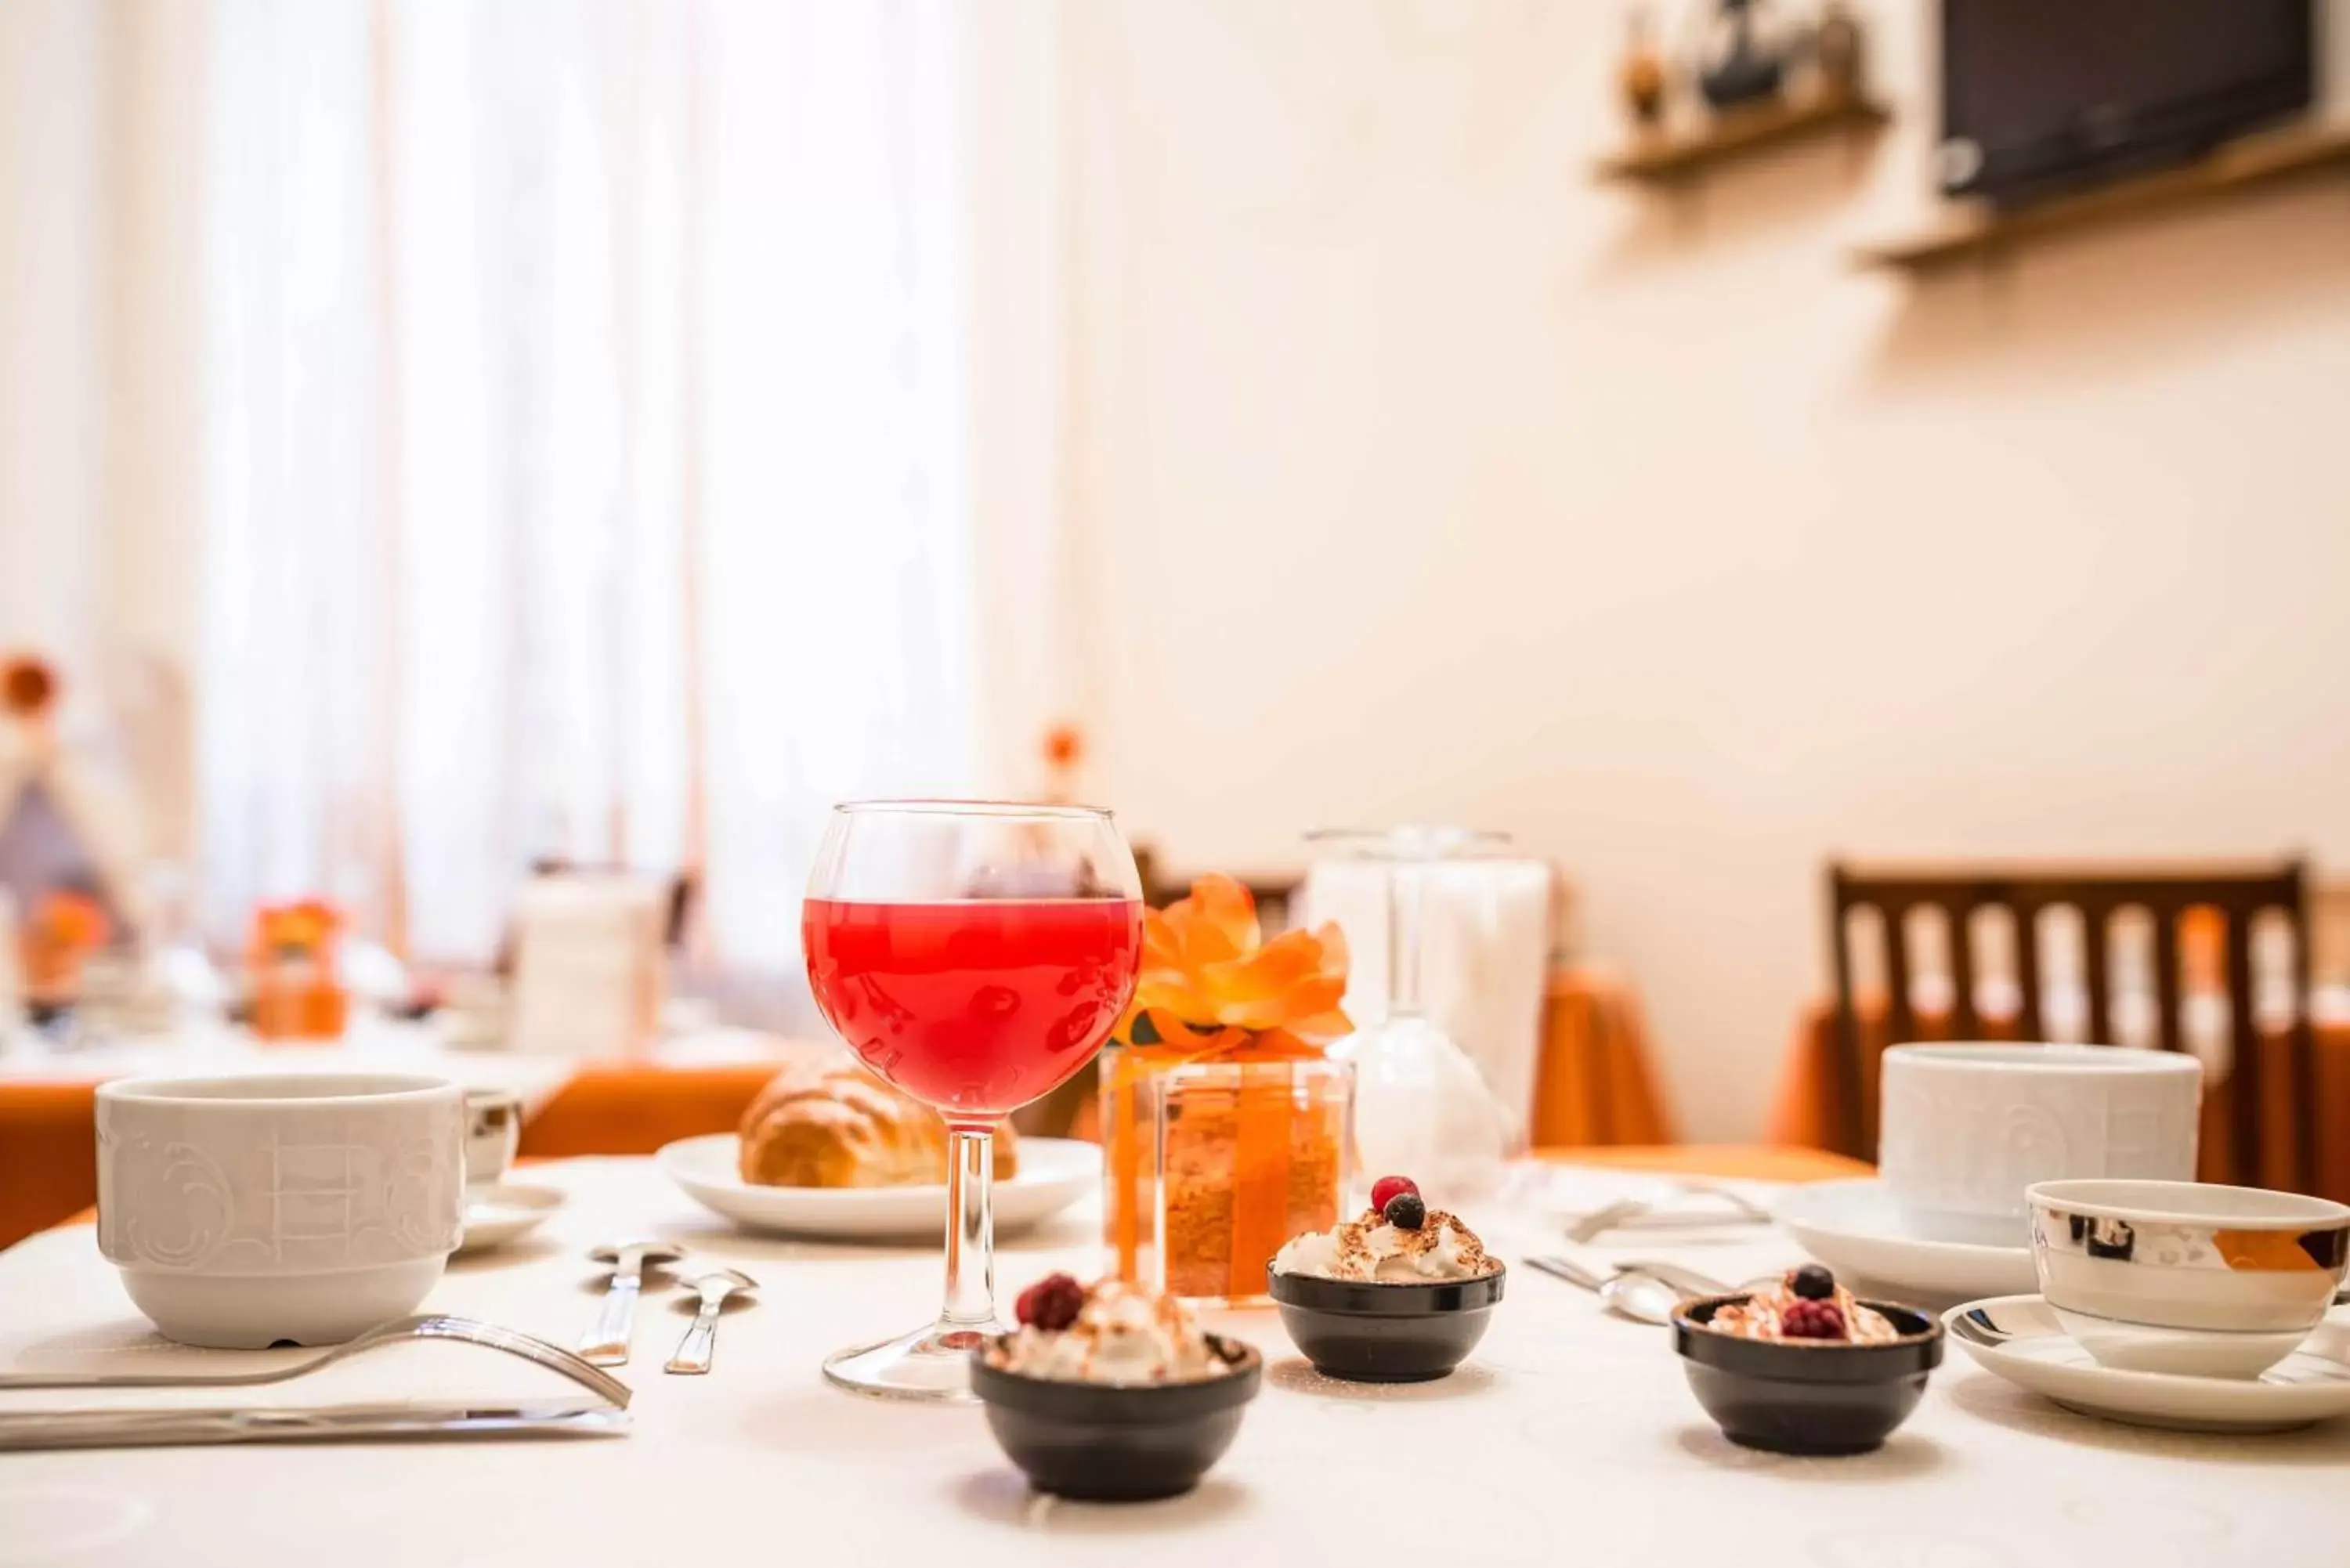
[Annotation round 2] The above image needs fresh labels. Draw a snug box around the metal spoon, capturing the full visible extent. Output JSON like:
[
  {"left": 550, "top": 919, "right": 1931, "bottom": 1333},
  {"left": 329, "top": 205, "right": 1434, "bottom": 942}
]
[
  {"left": 1523, "top": 1255, "right": 1675, "bottom": 1325},
  {"left": 578, "top": 1240, "right": 686, "bottom": 1367},
  {"left": 1611, "top": 1258, "right": 1737, "bottom": 1301},
  {"left": 664, "top": 1268, "right": 758, "bottom": 1375},
  {"left": 1601, "top": 1269, "right": 1697, "bottom": 1326},
  {"left": 1524, "top": 1255, "right": 1732, "bottom": 1327}
]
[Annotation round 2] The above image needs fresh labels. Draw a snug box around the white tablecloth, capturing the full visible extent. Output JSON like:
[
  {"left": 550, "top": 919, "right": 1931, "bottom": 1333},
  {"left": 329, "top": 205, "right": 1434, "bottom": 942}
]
[{"left": 2, "top": 1160, "right": 2346, "bottom": 1567}]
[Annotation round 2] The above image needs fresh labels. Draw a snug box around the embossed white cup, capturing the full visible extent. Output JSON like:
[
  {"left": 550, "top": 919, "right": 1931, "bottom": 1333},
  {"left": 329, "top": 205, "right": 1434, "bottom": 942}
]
[
  {"left": 462, "top": 1086, "right": 522, "bottom": 1190},
  {"left": 96, "top": 1072, "right": 465, "bottom": 1348},
  {"left": 1878, "top": 1044, "right": 2201, "bottom": 1247}
]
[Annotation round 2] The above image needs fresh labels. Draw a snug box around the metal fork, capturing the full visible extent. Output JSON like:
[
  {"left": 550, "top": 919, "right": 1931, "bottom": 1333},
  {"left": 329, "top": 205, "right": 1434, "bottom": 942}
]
[
  {"left": 1563, "top": 1184, "right": 1773, "bottom": 1245},
  {"left": 0, "top": 1314, "right": 631, "bottom": 1408}
]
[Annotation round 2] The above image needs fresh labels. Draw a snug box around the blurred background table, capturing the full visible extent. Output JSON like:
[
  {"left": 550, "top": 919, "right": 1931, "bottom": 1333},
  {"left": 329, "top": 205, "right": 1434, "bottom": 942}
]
[
  {"left": 1528, "top": 964, "right": 1676, "bottom": 1148},
  {"left": 0, "top": 962, "right": 1688, "bottom": 1252},
  {"left": 0, "top": 1024, "right": 802, "bottom": 1250}
]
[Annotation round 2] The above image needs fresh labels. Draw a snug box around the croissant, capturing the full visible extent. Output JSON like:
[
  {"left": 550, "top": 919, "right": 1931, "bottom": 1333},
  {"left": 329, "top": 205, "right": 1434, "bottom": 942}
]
[{"left": 737, "top": 1050, "right": 1021, "bottom": 1187}]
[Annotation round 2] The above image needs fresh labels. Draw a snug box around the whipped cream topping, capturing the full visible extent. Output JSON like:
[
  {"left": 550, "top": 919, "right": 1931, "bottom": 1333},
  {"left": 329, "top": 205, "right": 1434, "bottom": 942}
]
[
  {"left": 989, "top": 1279, "right": 1232, "bottom": 1385},
  {"left": 1273, "top": 1206, "right": 1499, "bottom": 1284},
  {"left": 1706, "top": 1274, "right": 1902, "bottom": 1344}
]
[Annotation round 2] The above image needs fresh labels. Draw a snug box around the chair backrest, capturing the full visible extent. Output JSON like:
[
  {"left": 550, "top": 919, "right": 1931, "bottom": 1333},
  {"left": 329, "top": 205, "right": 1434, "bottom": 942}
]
[
  {"left": 1131, "top": 846, "right": 1302, "bottom": 932},
  {"left": 530, "top": 858, "right": 696, "bottom": 950},
  {"left": 1827, "top": 858, "right": 2315, "bottom": 1190}
]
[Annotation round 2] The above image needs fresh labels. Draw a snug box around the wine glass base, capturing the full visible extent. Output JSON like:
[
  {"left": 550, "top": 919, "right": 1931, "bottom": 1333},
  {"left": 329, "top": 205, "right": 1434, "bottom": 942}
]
[{"left": 822, "top": 1317, "right": 1008, "bottom": 1404}]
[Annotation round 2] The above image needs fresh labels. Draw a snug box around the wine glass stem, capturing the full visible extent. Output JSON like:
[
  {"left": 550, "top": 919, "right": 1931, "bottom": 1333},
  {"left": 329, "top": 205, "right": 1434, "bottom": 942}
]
[
  {"left": 1387, "top": 859, "right": 1426, "bottom": 1020},
  {"left": 940, "top": 1127, "right": 996, "bottom": 1329}
]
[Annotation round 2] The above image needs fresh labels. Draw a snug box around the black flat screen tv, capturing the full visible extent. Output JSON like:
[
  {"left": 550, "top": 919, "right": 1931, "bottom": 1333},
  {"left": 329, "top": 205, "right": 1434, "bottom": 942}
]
[{"left": 1940, "top": 0, "right": 2317, "bottom": 209}]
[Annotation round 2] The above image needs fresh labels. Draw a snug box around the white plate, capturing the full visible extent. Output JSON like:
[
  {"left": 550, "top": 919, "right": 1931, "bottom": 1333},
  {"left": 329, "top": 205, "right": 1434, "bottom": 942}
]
[
  {"left": 1947, "top": 1294, "right": 2350, "bottom": 1433},
  {"left": 657, "top": 1134, "right": 1101, "bottom": 1241},
  {"left": 1774, "top": 1178, "right": 2037, "bottom": 1301},
  {"left": 454, "top": 1182, "right": 564, "bottom": 1255}
]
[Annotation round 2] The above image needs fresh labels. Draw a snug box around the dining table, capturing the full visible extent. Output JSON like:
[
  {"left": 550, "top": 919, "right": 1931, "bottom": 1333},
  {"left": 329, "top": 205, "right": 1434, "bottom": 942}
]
[
  {"left": 0, "top": 962, "right": 1679, "bottom": 1251},
  {"left": 3, "top": 1153, "right": 2345, "bottom": 1566}
]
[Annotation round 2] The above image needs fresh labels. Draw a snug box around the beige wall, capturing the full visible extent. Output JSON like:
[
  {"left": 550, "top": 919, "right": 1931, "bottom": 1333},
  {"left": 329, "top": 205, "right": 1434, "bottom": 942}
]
[{"left": 1058, "top": 2, "right": 2350, "bottom": 1139}]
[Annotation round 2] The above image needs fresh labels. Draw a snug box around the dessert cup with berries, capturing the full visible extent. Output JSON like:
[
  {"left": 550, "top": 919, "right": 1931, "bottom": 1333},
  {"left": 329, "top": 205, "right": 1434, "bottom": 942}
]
[
  {"left": 1266, "top": 1176, "right": 1507, "bottom": 1383},
  {"left": 971, "top": 1273, "right": 1261, "bottom": 1501},
  {"left": 1671, "top": 1264, "right": 1943, "bottom": 1455}
]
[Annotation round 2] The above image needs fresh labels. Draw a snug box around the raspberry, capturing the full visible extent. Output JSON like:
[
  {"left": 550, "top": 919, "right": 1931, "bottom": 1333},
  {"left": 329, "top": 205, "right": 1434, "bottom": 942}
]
[
  {"left": 1015, "top": 1273, "right": 1084, "bottom": 1332},
  {"left": 1779, "top": 1299, "right": 1846, "bottom": 1340},
  {"left": 1369, "top": 1176, "right": 1419, "bottom": 1213},
  {"left": 1382, "top": 1191, "right": 1428, "bottom": 1231}
]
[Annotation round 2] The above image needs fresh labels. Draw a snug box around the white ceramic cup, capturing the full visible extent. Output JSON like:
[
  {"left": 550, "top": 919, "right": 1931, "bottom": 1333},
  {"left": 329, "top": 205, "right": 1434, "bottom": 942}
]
[
  {"left": 2029, "top": 1179, "right": 2350, "bottom": 1378},
  {"left": 1878, "top": 1043, "right": 2202, "bottom": 1246},
  {"left": 96, "top": 1072, "right": 465, "bottom": 1348},
  {"left": 462, "top": 1086, "right": 522, "bottom": 1189}
]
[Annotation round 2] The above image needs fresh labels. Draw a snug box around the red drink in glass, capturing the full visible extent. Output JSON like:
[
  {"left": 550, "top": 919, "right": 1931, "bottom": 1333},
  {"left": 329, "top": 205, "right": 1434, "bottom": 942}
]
[
  {"left": 803, "top": 898, "right": 1143, "bottom": 1118},
  {"left": 801, "top": 802, "right": 1142, "bottom": 1401}
]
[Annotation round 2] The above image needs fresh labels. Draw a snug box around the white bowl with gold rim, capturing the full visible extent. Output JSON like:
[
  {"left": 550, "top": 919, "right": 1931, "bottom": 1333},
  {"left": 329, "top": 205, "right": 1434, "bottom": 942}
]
[{"left": 2027, "top": 1179, "right": 2350, "bottom": 1379}]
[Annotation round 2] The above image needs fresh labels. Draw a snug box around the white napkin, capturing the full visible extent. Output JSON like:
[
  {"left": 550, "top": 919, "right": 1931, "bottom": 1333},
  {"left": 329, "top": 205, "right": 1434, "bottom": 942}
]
[
  {"left": 0, "top": 1329, "right": 605, "bottom": 1419},
  {"left": 508, "top": 875, "right": 667, "bottom": 1058}
]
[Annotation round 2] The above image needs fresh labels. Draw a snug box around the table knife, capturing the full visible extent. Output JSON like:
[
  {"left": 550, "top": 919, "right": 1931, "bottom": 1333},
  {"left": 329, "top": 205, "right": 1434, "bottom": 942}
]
[{"left": 0, "top": 1399, "right": 630, "bottom": 1451}]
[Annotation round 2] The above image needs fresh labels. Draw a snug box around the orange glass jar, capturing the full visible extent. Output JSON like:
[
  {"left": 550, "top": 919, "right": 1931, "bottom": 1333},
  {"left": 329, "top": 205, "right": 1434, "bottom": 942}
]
[
  {"left": 248, "top": 901, "right": 349, "bottom": 1042},
  {"left": 21, "top": 889, "right": 110, "bottom": 1008},
  {"left": 1101, "top": 1054, "right": 1351, "bottom": 1306}
]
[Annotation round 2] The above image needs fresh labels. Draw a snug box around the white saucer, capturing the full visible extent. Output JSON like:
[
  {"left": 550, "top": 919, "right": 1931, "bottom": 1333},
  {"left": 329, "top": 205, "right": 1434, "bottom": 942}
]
[
  {"left": 454, "top": 1182, "right": 564, "bottom": 1255},
  {"left": 1773, "top": 1179, "right": 2037, "bottom": 1301},
  {"left": 657, "top": 1134, "right": 1100, "bottom": 1241},
  {"left": 1947, "top": 1294, "right": 2350, "bottom": 1433}
]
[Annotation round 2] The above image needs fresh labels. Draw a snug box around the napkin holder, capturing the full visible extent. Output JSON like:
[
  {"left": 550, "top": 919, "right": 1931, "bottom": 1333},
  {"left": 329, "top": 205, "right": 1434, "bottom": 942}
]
[{"left": 508, "top": 873, "right": 666, "bottom": 1057}]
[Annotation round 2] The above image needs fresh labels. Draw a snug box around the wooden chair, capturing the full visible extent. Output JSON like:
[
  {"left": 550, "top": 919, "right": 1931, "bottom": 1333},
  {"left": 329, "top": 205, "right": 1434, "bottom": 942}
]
[
  {"left": 1827, "top": 858, "right": 2316, "bottom": 1190},
  {"left": 1131, "top": 846, "right": 1302, "bottom": 931}
]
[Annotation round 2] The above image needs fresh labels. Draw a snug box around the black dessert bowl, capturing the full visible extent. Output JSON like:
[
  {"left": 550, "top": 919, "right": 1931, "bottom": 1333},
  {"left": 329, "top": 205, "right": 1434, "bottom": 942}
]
[
  {"left": 1267, "top": 1263, "right": 1506, "bottom": 1383},
  {"left": 1671, "top": 1293, "right": 1943, "bottom": 1456},
  {"left": 969, "top": 1333, "right": 1262, "bottom": 1502}
]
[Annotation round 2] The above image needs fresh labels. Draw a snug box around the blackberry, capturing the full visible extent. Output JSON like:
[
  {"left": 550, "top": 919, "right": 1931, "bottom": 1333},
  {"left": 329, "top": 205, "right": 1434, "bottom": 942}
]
[
  {"left": 1790, "top": 1263, "right": 1835, "bottom": 1301},
  {"left": 1382, "top": 1191, "right": 1428, "bottom": 1230}
]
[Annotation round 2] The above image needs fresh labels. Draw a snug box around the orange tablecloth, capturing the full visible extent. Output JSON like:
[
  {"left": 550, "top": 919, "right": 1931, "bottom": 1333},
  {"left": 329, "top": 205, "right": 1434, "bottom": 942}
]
[
  {"left": 1537, "top": 1143, "right": 1868, "bottom": 1183},
  {"left": 0, "top": 1082, "right": 103, "bottom": 1259},
  {"left": 1766, "top": 999, "right": 2350, "bottom": 1201},
  {"left": 1529, "top": 965, "right": 1675, "bottom": 1148},
  {"left": 517, "top": 1064, "right": 778, "bottom": 1160}
]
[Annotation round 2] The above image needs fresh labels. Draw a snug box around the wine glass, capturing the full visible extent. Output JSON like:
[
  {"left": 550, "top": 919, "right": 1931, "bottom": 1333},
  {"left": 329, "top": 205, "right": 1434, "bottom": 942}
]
[{"left": 801, "top": 800, "right": 1143, "bottom": 1402}]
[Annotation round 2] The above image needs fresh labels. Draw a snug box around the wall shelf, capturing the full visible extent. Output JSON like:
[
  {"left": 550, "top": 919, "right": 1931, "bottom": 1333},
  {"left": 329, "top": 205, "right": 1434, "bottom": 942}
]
[
  {"left": 1855, "top": 121, "right": 2350, "bottom": 274},
  {"left": 1593, "top": 91, "right": 1891, "bottom": 187}
]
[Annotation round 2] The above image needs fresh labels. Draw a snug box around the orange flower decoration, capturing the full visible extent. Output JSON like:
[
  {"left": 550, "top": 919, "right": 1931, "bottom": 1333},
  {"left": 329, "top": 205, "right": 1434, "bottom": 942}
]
[
  {"left": 1, "top": 653, "right": 57, "bottom": 720},
  {"left": 257, "top": 900, "right": 342, "bottom": 954},
  {"left": 1115, "top": 874, "right": 1350, "bottom": 1057},
  {"left": 34, "top": 890, "right": 110, "bottom": 950}
]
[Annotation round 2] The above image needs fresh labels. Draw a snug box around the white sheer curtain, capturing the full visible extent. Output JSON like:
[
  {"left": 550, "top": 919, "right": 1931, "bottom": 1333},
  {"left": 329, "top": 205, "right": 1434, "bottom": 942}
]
[{"left": 199, "top": 0, "right": 977, "bottom": 977}]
